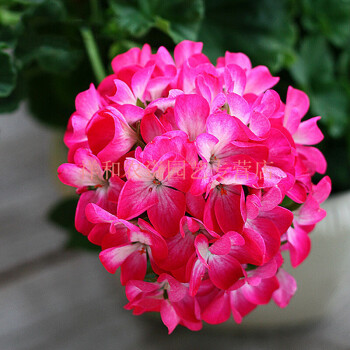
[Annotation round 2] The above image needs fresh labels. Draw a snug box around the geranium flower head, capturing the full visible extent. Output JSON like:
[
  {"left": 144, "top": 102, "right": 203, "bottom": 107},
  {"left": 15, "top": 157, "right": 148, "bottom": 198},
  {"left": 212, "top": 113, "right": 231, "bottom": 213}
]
[{"left": 58, "top": 40, "right": 330, "bottom": 333}]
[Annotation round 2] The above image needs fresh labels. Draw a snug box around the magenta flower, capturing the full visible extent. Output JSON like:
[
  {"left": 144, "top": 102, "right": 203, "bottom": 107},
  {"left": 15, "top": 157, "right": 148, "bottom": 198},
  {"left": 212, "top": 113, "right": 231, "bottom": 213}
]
[
  {"left": 125, "top": 273, "right": 202, "bottom": 333},
  {"left": 57, "top": 148, "right": 124, "bottom": 235},
  {"left": 58, "top": 40, "right": 331, "bottom": 333}
]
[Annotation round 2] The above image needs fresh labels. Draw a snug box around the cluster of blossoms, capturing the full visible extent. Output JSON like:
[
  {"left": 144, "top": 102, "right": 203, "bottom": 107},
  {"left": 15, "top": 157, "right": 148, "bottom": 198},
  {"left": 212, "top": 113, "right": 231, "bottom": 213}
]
[{"left": 58, "top": 41, "right": 331, "bottom": 333}]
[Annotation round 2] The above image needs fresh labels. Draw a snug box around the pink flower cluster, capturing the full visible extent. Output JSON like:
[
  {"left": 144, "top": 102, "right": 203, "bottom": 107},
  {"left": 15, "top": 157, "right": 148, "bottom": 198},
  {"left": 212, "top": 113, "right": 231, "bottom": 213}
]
[{"left": 58, "top": 41, "right": 331, "bottom": 333}]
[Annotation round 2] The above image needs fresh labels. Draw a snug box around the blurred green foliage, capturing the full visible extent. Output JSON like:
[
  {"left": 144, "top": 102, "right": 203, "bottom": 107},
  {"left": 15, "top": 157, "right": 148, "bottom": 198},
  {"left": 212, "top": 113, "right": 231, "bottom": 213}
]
[{"left": 0, "top": 0, "right": 349, "bottom": 192}]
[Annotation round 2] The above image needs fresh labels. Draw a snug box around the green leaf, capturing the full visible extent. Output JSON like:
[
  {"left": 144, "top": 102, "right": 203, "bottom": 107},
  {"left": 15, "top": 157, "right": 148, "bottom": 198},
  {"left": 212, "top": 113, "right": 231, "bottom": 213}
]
[
  {"left": 49, "top": 197, "right": 100, "bottom": 251},
  {"left": 318, "top": 136, "right": 350, "bottom": 193},
  {"left": 36, "top": 37, "right": 82, "bottom": 74},
  {"left": 15, "top": 0, "right": 74, "bottom": 70},
  {"left": 0, "top": 7, "right": 22, "bottom": 26},
  {"left": 0, "top": 50, "right": 16, "bottom": 97},
  {"left": 290, "top": 35, "right": 349, "bottom": 138},
  {"left": 16, "top": 34, "right": 82, "bottom": 73},
  {"left": 25, "top": 64, "right": 92, "bottom": 128},
  {"left": 108, "top": 0, "right": 204, "bottom": 43},
  {"left": 109, "top": 1, "right": 153, "bottom": 37},
  {"left": 310, "top": 85, "right": 349, "bottom": 138},
  {"left": 0, "top": 76, "right": 23, "bottom": 112},
  {"left": 154, "top": 0, "right": 204, "bottom": 43},
  {"left": 0, "top": 24, "right": 20, "bottom": 49},
  {"left": 301, "top": 0, "right": 350, "bottom": 47},
  {"left": 21, "top": 0, "right": 66, "bottom": 24},
  {"left": 290, "top": 36, "right": 334, "bottom": 89},
  {"left": 199, "top": 0, "right": 296, "bottom": 71}
]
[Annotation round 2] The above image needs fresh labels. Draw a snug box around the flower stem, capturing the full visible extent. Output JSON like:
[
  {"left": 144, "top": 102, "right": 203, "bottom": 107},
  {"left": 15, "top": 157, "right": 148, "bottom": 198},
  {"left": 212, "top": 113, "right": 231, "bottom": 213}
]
[{"left": 80, "top": 26, "right": 106, "bottom": 84}]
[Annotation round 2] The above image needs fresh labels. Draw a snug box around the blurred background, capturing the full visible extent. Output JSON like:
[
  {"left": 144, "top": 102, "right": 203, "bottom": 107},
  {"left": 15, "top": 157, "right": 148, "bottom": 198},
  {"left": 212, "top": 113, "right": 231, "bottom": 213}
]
[{"left": 0, "top": 0, "right": 350, "bottom": 349}]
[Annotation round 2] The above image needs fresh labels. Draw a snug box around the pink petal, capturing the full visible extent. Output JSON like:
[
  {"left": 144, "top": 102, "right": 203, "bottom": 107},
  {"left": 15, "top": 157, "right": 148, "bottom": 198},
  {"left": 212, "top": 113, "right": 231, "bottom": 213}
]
[
  {"left": 253, "top": 90, "right": 281, "bottom": 118},
  {"left": 57, "top": 148, "right": 104, "bottom": 188},
  {"left": 111, "top": 47, "right": 141, "bottom": 74},
  {"left": 294, "top": 196, "right": 326, "bottom": 226},
  {"left": 242, "top": 277, "right": 279, "bottom": 305},
  {"left": 86, "top": 108, "right": 137, "bottom": 163},
  {"left": 174, "top": 94, "right": 209, "bottom": 141},
  {"left": 156, "top": 46, "right": 175, "bottom": 66},
  {"left": 260, "top": 187, "right": 283, "bottom": 211},
  {"left": 248, "top": 111, "right": 271, "bottom": 138},
  {"left": 296, "top": 145, "right": 327, "bottom": 174},
  {"left": 195, "top": 133, "right": 219, "bottom": 162},
  {"left": 148, "top": 186, "right": 186, "bottom": 237},
  {"left": 107, "top": 175, "right": 125, "bottom": 203},
  {"left": 312, "top": 176, "right": 331, "bottom": 204},
  {"left": 158, "top": 274, "right": 187, "bottom": 302},
  {"left": 208, "top": 254, "right": 243, "bottom": 290},
  {"left": 259, "top": 206, "right": 294, "bottom": 236},
  {"left": 174, "top": 40, "right": 203, "bottom": 66},
  {"left": 117, "top": 180, "right": 158, "bottom": 220},
  {"left": 160, "top": 301, "right": 180, "bottom": 334},
  {"left": 190, "top": 162, "right": 213, "bottom": 196},
  {"left": 284, "top": 86, "right": 310, "bottom": 134},
  {"left": 293, "top": 117, "right": 323, "bottom": 145},
  {"left": 116, "top": 104, "right": 144, "bottom": 125},
  {"left": 139, "top": 220, "right": 168, "bottom": 261},
  {"left": 109, "top": 79, "right": 136, "bottom": 105},
  {"left": 75, "top": 189, "right": 115, "bottom": 235},
  {"left": 159, "top": 231, "right": 195, "bottom": 271},
  {"left": 287, "top": 181, "right": 308, "bottom": 203},
  {"left": 57, "top": 163, "right": 99, "bottom": 188},
  {"left": 287, "top": 226, "right": 311, "bottom": 267},
  {"left": 120, "top": 249, "right": 147, "bottom": 284},
  {"left": 223, "top": 51, "right": 252, "bottom": 71},
  {"left": 209, "top": 234, "right": 232, "bottom": 255},
  {"left": 153, "top": 153, "right": 193, "bottom": 192},
  {"left": 227, "top": 93, "right": 250, "bottom": 124},
  {"left": 261, "top": 165, "right": 286, "bottom": 187},
  {"left": 272, "top": 268, "right": 297, "bottom": 308},
  {"left": 75, "top": 83, "right": 103, "bottom": 120},
  {"left": 224, "top": 64, "right": 246, "bottom": 95},
  {"left": 99, "top": 244, "right": 139, "bottom": 274},
  {"left": 206, "top": 113, "right": 241, "bottom": 146},
  {"left": 247, "top": 218, "right": 281, "bottom": 263},
  {"left": 202, "top": 292, "right": 231, "bottom": 324},
  {"left": 194, "top": 234, "right": 210, "bottom": 266},
  {"left": 186, "top": 192, "right": 205, "bottom": 220},
  {"left": 124, "top": 158, "right": 153, "bottom": 181},
  {"left": 189, "top": 257, "right": 207, "bottom": 296},
  {"left": 230, "top": 228, "right": 265, "bottom": 265},
  {"left": 230, "top": 289, "right": 257, "bottom": 323},
  {"left": 195, "top": 73, "right": 221, "bottom": 106},
  {"left": 140, "top": 112, "right": 167, "bottom": 143},
  {"left": 131, "top": 65, "right": 155, "bottom": 101},
  {"left": 214, "top": 186, "right": 244, "bottom": 233},
  {"left": 85, "top": 203, "right": 118, "bottom": 224},
  {"left": 245, "top": 66, "right": 279, "bottom": 95},
  {"left": 88, "top": 223, "right": 112, "bottom": 246}
]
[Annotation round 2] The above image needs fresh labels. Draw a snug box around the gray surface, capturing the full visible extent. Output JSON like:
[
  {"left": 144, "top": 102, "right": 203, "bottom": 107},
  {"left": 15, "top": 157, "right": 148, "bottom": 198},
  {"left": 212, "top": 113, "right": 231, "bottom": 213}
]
[{"left": 0, "top": 107, "right": 349, "bottom": 350}]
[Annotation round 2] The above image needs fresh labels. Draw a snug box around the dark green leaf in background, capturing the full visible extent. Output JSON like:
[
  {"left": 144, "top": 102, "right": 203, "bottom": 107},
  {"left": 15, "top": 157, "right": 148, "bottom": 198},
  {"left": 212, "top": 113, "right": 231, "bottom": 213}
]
[
  {"left": 109, "top": 0, "right": 204, "bottom": 43},
  {"left": 0, "top": 50, "right": 16, "bottom": 97},
  {"left": 36, "top": 37, "right": 82, "bottom": 74},
  {"left": 199, "top": 0, "right": 297, "bottom": 71},
  {"left": 0, "top": 24, "right": 20, "bottom": 49},
  {"left": 302, "top": 0, "right": 350, "bottom": 47},
  {"left": 290, "top": 36, "right": 349, "bottom": 138},
  {"left": 290, "top": 36, "right": 334, "bottom": 89},
  {"left": 49, "top": 197, "right": 100, "bottom": 251},
  {"left": 0, "top": 76, "right": 23, "bottom": 113}
]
